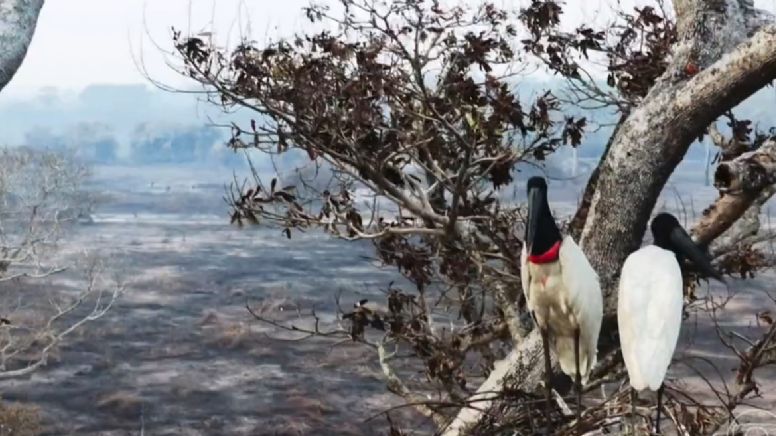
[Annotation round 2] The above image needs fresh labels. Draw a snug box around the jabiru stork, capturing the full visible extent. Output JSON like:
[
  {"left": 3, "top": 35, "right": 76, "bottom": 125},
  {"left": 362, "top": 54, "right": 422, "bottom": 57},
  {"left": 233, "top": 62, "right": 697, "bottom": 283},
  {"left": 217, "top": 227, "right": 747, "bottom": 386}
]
[
  {"left": 521, "top": 176, "right": 603, "bottom": 420},
  {"left": 617, "top": 212, "right": 724, "bottom": 433}
]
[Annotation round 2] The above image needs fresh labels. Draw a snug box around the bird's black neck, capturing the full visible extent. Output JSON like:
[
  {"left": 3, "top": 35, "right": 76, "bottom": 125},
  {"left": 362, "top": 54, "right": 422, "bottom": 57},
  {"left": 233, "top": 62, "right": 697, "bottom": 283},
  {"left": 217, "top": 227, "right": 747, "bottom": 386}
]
[
  {"left": 654, "top": 234, "right": 671, "bottom": 251},
  {"left": 530, "top": 200, "right": 562, "bottom": 257},
  {"left": 654, "top": 233, "right": 686, "bottom": 265}
]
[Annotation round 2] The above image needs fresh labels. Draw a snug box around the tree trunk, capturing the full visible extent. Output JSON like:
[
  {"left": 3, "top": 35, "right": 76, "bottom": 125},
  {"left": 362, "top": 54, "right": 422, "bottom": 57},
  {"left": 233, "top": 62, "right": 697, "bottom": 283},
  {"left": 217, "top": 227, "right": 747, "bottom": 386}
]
[
  {"left": 0, "top": 0, "right": 45, "bottom": 93},
  {"left": 580, "top": 26, "right": 776, "bottom": 312},
  {"left": 444, "top": 1, "right": 776, "bottom": 433}
]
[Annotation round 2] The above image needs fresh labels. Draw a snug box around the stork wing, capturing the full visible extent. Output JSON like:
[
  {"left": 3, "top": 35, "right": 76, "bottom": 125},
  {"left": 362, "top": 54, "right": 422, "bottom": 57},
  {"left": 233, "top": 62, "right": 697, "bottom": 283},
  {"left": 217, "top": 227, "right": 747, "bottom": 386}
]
[
  {"left": 559, "top": 236, "right": 603, "bottom": 374},
  {"left": 617, "top": 245, "right": 684, "bottom": 391}
]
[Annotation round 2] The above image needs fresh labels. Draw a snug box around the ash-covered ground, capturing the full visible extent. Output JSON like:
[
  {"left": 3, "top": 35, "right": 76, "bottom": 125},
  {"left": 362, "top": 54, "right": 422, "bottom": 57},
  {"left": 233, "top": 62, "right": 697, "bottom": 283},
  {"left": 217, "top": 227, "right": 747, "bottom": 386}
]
[
  {"left": 0, "top": 162, "right": 772, "bottom": 435},
  {"left": 0, "top": 165, "right": 419, "bottom": 435}
]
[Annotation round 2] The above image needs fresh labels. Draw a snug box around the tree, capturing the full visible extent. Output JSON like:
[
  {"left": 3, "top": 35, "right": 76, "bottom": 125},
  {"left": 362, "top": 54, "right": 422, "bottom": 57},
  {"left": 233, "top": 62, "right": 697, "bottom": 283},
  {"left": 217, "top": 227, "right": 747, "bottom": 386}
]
[
  {"left": 0, "top": 1, "right": 123, "bottom": 381},
  {"left": 129, "top": 123, "right": 229, "bottom": 164},
  {"left": 170, "top": 0, "right": 776, "bottom": 433},
  {"left": 0, "top": 147, "right": 123, "bottom": 378}
]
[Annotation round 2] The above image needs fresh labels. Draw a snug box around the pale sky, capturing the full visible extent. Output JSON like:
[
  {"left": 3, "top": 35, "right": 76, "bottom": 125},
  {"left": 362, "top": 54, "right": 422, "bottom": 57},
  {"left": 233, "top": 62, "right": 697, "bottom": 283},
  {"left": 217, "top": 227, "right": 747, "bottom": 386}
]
[
  {"left": 6, "top": 0, "right": 313, "bottom": 95},
  {"left": 5, "top": 0, "right": 776, "bottom": 96}
]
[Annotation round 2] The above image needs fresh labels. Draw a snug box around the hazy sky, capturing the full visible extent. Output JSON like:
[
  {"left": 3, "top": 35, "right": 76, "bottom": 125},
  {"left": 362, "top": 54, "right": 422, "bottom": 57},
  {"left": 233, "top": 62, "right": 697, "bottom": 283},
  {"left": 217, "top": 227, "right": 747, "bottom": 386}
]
[
  {"left": 6, "top": 0, "right": 312, "bottom": 95},
  {"left": 5, "top": 0, "right": 776, "bottom": 96}
]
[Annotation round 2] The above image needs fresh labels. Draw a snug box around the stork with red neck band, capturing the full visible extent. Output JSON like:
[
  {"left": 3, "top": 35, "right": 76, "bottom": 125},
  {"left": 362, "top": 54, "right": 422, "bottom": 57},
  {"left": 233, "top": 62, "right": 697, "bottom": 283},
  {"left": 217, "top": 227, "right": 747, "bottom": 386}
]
[{"left": 520, "top": 176, "right": 603, "bottom": 427}]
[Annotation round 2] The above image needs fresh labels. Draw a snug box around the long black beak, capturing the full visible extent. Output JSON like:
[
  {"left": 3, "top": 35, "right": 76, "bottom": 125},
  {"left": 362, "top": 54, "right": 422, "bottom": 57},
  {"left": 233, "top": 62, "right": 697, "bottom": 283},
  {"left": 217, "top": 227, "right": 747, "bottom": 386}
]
[
  {"left": 525, "top": 187, "right": 542, "bottom": 254},
  {"left": 670, "top": 227, "right": 725, "bottom": 283}
]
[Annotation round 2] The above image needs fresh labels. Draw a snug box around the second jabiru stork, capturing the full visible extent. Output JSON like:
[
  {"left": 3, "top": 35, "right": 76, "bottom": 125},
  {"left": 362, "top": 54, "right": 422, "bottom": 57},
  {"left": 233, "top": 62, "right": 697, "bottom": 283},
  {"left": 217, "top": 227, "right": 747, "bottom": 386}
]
[{"left": 618, "top": 212, "right": 725, "bottom": 433}]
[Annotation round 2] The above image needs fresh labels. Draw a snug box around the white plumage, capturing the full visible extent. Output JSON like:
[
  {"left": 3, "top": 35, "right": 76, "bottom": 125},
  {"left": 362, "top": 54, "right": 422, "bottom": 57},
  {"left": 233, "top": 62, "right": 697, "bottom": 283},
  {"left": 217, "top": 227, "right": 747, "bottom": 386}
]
[
  {"left": 617, "top": 245, "right": 684, "bottom": 391},
  {"left": 521, "top": 235, "right": 603, "bottom": 382},
  {"left": 617, "top": 212, "right": 724, "bottom": 433}
]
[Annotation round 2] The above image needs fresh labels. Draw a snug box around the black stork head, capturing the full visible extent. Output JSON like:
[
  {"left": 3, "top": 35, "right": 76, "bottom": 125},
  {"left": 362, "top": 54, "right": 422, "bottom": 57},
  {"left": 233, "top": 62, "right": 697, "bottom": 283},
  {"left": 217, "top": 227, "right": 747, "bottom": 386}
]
[
  {"left": 650, "top": 212, "right": 724, "bottom": 282},
  {"left": 525, "top": 176, "right": 562, "bottom": 256}
]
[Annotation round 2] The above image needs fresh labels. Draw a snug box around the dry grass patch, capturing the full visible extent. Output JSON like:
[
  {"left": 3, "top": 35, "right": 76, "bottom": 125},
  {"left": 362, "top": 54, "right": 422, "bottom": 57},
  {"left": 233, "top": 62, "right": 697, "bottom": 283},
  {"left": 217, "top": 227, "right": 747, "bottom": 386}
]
[{"left": 0, "top": 401, "right": 41, "bottom": 436}]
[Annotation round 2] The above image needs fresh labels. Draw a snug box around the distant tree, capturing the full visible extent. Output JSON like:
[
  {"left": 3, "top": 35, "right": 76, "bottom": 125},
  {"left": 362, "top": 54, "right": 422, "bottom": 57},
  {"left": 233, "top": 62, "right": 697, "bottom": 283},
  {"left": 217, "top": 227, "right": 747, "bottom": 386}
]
[
  {"left": 75, "top": 122, "right": 119, "bottom": 163},
  {"left": 23, "top": 122, "right": 120, "bottom": 164},
  {"left": 65, "top": 122, "right": 120, "bottom": 163},
  {"left": 129, "top": 123, "right": 226, "bottom": 164},
  {"left": 170, "top": 0, "right": 776, "bottom": 434},
  {"left": 0, "top": 147, "right": 123, "bottom": 378}
]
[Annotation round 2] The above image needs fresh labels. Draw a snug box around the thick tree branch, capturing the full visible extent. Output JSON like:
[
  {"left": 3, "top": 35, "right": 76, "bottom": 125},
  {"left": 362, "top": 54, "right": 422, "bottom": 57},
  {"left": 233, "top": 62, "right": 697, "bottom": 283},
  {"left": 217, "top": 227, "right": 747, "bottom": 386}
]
[
  {"left": 709, "top": 186, "right": 776, "bottom": 259},
  {"left": 714, "top": 140, "right": 776, "bottom": 193},
  {"left": 694, "top": 140, "right": 776, "bottom": 246},
  {"left": 0, "top": 0, "right": 44, "bottom": 93}
]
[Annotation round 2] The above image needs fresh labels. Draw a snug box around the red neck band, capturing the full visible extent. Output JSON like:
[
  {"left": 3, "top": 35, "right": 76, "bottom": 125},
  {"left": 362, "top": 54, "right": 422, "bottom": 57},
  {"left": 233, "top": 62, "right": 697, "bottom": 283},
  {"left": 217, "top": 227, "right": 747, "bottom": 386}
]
[{"left": 527, "top": 240, "right": 561, "bottom": 264}]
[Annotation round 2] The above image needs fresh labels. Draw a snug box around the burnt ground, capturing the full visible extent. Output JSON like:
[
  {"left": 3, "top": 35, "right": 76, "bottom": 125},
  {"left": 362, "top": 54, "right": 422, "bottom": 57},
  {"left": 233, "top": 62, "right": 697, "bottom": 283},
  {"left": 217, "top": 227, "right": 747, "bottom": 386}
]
[
  {"left": 0, "top": 216, "right": 435, "bottom": 435},
  {"left": 0, "top": 164, "right": 430, "bottom": 435},
  {"left": 0, "top": 164, "right": 773, "bottom": 435}
]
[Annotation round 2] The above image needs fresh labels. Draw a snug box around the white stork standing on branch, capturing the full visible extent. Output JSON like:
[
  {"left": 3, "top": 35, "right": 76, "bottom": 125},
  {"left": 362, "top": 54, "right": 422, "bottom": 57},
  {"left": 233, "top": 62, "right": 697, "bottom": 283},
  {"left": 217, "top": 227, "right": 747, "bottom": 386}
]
[
  {"left": 520, "top": 176, "right": 603, "bottom": 422},
  {"left": 618, "top": 212, "right": 725, "bottom": 433}
]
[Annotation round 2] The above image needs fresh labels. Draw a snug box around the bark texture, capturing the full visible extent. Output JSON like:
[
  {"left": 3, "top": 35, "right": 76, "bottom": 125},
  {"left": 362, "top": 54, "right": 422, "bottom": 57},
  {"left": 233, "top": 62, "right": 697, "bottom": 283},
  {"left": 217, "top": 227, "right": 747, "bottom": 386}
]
[
  {"left": 0, "top": 0, "right": 44, "bottom": 93},
  {"left": 444, "top": 1, "right": 776, "bottom": 433},
  {"left": 694, "top": 140, "right": 776, "bottom": 245}
]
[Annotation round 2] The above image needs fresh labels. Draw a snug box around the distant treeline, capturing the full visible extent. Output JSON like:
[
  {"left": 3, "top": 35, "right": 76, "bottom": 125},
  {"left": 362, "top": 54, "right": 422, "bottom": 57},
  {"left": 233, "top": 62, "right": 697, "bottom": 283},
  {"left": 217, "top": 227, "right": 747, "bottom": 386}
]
[
  {"left": 20, "top": 118, "right": 715, "bottom": 170},
  {"left": 7, "top": 81, "right": 770, "bottom": 167},
  {"left": 23, "top": 122, "right": 244, "bottom": 166}
]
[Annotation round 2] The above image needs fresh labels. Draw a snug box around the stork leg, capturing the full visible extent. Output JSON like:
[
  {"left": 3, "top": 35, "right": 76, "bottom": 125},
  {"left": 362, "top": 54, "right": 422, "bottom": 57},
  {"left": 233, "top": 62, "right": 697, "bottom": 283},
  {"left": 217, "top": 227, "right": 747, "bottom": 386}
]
[
  {"left": 540, "top": 328, "right": 552, "bottom": 427},
  {"left": 574, "top": 328, "right": 582, "bottom": 421},
  {"left": 655, "top": 383, "right": 665, "bottom": 434},
  {"left": 630, "top": 387, "right": 637, "bottom": 433}
]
